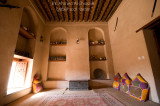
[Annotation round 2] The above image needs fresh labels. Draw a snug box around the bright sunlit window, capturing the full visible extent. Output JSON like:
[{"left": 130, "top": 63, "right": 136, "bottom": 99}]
[
  {"left": 7, "top": 58, "right": 28, "bottom": 94},
  {"left": 7, "top": 55, "right": 33, "bottom": 95}
]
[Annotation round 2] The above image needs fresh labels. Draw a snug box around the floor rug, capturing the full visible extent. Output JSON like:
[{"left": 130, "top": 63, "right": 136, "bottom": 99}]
[{"left": 35, "top": 93, "right": 125, "bottom": 106}]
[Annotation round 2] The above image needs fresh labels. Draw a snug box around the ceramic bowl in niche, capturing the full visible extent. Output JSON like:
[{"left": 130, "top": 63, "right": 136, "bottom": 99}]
[{"left": 94, "top": 68, "right": 104, "bottom": 79}]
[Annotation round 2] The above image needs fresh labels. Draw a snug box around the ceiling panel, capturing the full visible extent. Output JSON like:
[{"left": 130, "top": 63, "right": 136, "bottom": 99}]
[{"left": 35, "top": 0, "right": 122, "bottom": 22}]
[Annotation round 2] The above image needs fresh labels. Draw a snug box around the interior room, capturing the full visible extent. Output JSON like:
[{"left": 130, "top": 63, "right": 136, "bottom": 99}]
[{"left": 0, "top": 0, "right": 160, "bottom": 105}]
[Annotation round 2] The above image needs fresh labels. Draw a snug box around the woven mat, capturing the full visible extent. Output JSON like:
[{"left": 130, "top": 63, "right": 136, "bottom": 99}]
[{"left": 35, "top": 93, "right": 125, "bottom": 106}]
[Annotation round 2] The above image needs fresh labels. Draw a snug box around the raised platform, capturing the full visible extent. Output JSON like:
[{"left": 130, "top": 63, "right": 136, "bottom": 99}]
[
  {"left": 42, "top": 79, "right": 113, "bottom": 89},
  {"left": 89, "top": 79, "right": 113, "bottom": 89},
  {"left": 43, "top": 80, "right": 69, "bottom": 89}
]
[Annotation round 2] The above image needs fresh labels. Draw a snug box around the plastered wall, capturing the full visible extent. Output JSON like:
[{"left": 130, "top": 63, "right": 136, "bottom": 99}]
[
  {"left": 41, "top": 23, "right": 114, "bottom": 86},
  {"left": 0, "top": 0, "right": 44, "bottom": 105},
  {"left": 2, "top": 0, "right": 160, "bottom": 104},
  {"left": 108, "top": 0, "right": 160, "bottom": 103}
]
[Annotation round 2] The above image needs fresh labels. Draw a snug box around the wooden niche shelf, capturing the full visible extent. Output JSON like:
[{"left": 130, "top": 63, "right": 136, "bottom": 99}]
[
  {"left": 90, "top": 55, "right": 107, "bottom": 61},
  {"left": 89, "top": 40, "right": 105, "bottom": 46},
  {"left": 19, "top": 27, "right": 36, "bottom": 39},
  {"left": 89, "top": 44, "right": 105, "bottom": 46},
  {"left": 50, "top": 44, "right": 67, "bottom": 46},
  {"left": 49, "top": 56, "right": 66, "bottom": 62},
  {"left": 49, "top": 60, "right": 66, "bottom": 62},
  {"left": 50, "top": 41, "right": 67, "bottom": 46},
  {"left": 90, "top": 59, "right": 106, "bottom": 61},
  {"left": 14, "top": 49, "right": 32, "bottom": 59}
]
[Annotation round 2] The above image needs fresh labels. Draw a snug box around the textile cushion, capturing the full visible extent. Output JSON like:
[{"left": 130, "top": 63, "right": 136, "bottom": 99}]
[
  {"left": 121, "top": 73, "right": 131, "bottom": 85},
  {"left": 129, "top": 73, "right": 149, "bottom": 102},
  {"left": 132, "top": 73, "right": 148, "bottom": 89},
  {"left": 119, "top": 73, "right": 131, "bottom": 94},
  {"left": 129, "top": 85, "right": 149, "bottom": 102},
  {"left": 32, "top": 74, "right": 43, "bottom": 93},
  {"left": 120, "top": 83, "right": 130, "bottom": 94},
  {"left": 113, "top": 73, "right": 121, "bottom": 90},
  {"left": 113, "top": 81, "right": 120, "bottom": 90},
  {"left": 33, "top": 83, "right": 43, "bottom": 94},
  {"left": 114, "top": 73, "right": 121, "bottom": 82}
]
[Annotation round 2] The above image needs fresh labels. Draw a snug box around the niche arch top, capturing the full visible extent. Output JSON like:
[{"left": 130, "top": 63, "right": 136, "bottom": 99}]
[
  {"left": 88, "top": 28, "right": 105, "bottom": 42},
  {"left": 88, "top": 27, "right": 106, "bottom": 57},
  {"left": 21, "top": 6, "right": 38, "bottom": 35},
  {"left": 50, "top": 27, "right": 67, "bottom": 42}
]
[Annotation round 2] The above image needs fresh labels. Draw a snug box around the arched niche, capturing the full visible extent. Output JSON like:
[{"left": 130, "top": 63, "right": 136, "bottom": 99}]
[
  {"left": 88, "top": 28, "right": 104, "bottom": 42},
  {"left": 50, "top": 27, "right": 67, "bottom": 42},
  {"left": 88, "top": 28, "right": 106, "bottom": 57},
  {"left": 48, "top": 27, "right": 67, "bottom": 80},
  {"left": 88, "top": 28, "right": 108, "bottom": 79},
  {"left": 49, "top": 27, "right": 67, "bottom": 56}
]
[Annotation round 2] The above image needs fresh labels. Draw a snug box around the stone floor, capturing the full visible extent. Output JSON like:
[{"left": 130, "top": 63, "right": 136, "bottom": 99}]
[{"left": 5, "top": 88, "right": 160, "bottom": 106}]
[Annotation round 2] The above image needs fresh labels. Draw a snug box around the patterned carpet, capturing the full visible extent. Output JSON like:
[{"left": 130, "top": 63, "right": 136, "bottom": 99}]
[
  {"left": 6, "top": 88, "right": 160, "bottom": 106},
  {"left": 35, "top": 93, "right": 125, "bottom": 106}
]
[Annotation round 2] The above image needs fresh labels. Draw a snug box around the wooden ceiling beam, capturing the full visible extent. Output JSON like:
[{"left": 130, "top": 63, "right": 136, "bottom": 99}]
[
  {"left": 84, "top": 0, "right": 91, "bottom": 21},
  {"left": 102, "top": 0, "right": 117, "bottom": 21},
  {"left": 54, "top": 0, "right": 65, "bottom": 21},
  {"left": 97, "top": 0, "right": 111, "bottom": 21},
  {"left": 67, "top": 0, "right": 74, "bottom": 21},
  {"left": 35, "top": 0, "right": 50, "bottom": 21},
  {"left": 79, "top": 0, "right": 84, "bottom": 21},
  {"left": 105, "top": 0, "right": 122, "bottom": 22},
  {"left": 93, "top": 0, "right": 104, "bottom": 21},
  {"left": 35, "top": 0, "right": 122, "bottom": 22},
  {"left": 41, "top": 0, "right": 55, "bottom": 21},
  {"left": 47, "top": 0, "right": 59, "bottom": 21},
  {"left": 74, "top": 0, "right": 79, "bottom": 21},
  {"left": 61, "top": 0, "right": 69, "bottom": 22},
  {"left": 89, "top": 0, "right": 98, "bottom": 21}
]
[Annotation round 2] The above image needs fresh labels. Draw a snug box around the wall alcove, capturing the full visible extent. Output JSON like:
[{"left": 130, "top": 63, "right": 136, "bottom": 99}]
[
  {"left": 88, "top": 28, "right": 108, "bottom": 80},
  {"left": 48, "top": 28, "right": 67, "bottom": 80},
  {"left": 15, "top": 6, "right": 37, "bottom": 58}
]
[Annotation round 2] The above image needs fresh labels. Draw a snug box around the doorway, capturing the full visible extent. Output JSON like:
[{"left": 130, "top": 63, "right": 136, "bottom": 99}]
[
  {"left": 143, "top": 18, "right": 160, "bottom": 102},
  {"left": 153, "top": 24, "right": 160, "bottom": 55}
]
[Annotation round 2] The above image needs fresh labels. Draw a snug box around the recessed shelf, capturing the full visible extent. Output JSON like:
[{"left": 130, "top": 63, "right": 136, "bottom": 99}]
[
  {"left": 49, "top": 60, "right": 66, "bottom": 62},
  {"left": 90, "top": 60, "right": 107, "bottom": 61},
  {"left": 90, "top": 56, "right": 107, "bottom": 61},
  {"left": 49, "top": 56, "right": 66, "bottom": 61},
  {"left": 14, "top": 54, "right": 33, "bottom": 59},
  {"left": 49, "top": 31, "right": 67, "bottom": 81},
  {"left": 14, "top": 49, "right": 32, "bottom": 59},
  {"left": 50, "top": 44, "right": 67, "bottom": 46},
  {"left": 19, "top": 27, "right": 36, "bottom": 39},
  {"left": 89, "top": 44, "right": 105, "bottom": 46}
]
